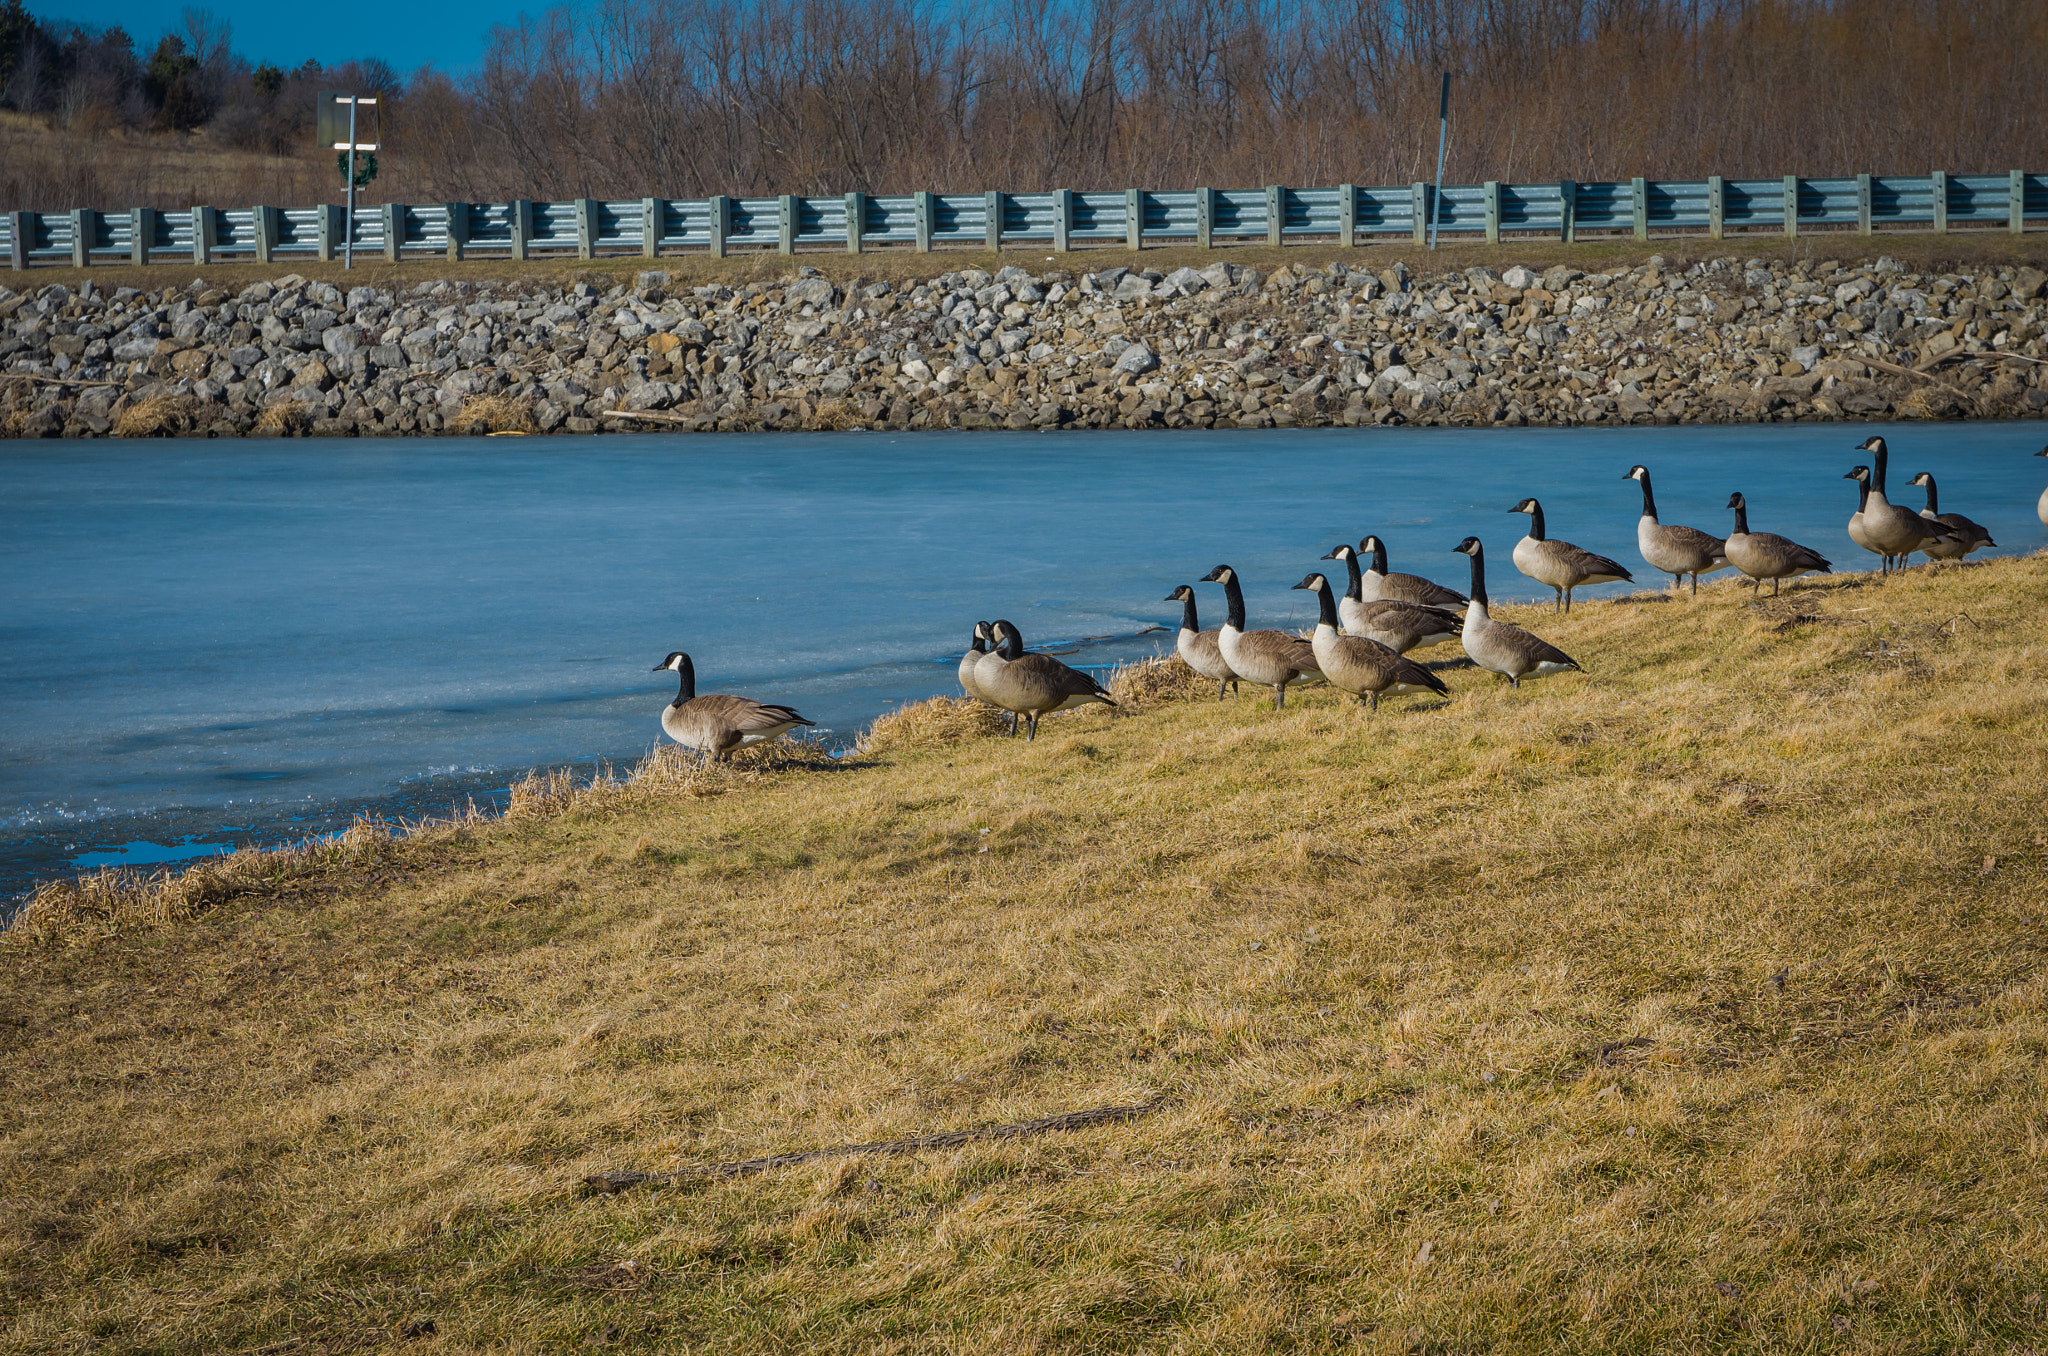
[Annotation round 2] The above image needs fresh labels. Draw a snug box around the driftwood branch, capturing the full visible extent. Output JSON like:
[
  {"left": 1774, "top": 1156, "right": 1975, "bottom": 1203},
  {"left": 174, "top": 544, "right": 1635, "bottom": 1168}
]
[
  {"left": 1917, "top": 348, "right": 2047, "bottom": 370},
  {"left": 1859, "top": 355, "right": 1982, "bottom": 404},
  {"left": 602, "top": 408, "right": 696, "bottom": 425},
  {"left": 582, "top": 1096, "right": 1167, "bottom": 1195}
]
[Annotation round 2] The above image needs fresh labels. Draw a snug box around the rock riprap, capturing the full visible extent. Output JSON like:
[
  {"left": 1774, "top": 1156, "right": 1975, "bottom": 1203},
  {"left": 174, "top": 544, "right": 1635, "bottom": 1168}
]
[{"left": 2, "top": 254, "right": 2044, "bottom": 437}]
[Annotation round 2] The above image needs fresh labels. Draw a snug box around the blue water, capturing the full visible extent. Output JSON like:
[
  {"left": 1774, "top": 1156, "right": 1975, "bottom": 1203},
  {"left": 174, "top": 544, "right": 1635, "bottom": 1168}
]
[{"left": 4, "top": 424, "right": 2045, "bottom": 902}]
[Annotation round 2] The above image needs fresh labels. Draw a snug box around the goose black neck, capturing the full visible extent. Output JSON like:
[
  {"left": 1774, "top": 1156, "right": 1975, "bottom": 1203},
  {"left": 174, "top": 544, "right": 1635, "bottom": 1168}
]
[
  {"left": 672, "top": 661, "right": 696, "bottom": 706},
  {"left": 1219, "top": 573, "right": 1247, "bottom": 631},
  {"left": 1730, "top": 499, "right": 1750, "bottom": 536},
  {"left": 1367, "top": 538, "right": 1390, "bottom": 576},
  {"left": 1871, "top": 442, "right": 1888, "bottom": 496},
  {"left": 1854, "top": 478, "right": 1870, "bottom": 512},
  {"left": 1177, "top": 591, "right": 1200, "bottom": 633},
  {"left": 1340, "top": 549, "right": 1363, "bottom": 601},
  {"left": 1525, "top": 502, "right": 1547, "bottom": 540},
  {"left": 1920, "top": 478, "right": 1939, "bottom": 514},
  {"left": 1465, "top": 545, "right": 1489, "bottom": 608},
  {"left": 1636, "top": 472, "right": 1658, "bottom": 520},
  {"left": 998, "top": 629, "right": 1025, "bottom": 659},
  {"left": 1312, "top": 578, "right": 1340, "bottom": 629},
  {"left": 968, "top": 632, "right": 987, "bottom": 656}
]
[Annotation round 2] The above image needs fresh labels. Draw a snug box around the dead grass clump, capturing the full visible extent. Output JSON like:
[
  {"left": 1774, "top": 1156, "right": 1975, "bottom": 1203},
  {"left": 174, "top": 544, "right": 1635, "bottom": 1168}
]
[
  {"left": 456, "top": 394, "right": 537, "bottom": 434},
  {"left": 506, "top": 767, "right": 585, "bottom": 819},
  {"left": 114, "top": 394, "right": 202, "bottom": 437},
  {"left": 1108, "top": 654, "right": 1213, "bottom": 707},
  {"left": 252, "top": 399, "right": 312, "bottom": 437},
  {"left": 858, "top": 695, "right": 1009, "bottom": 753},
  {"left": 804, "top": 399, "right": 862, "bottom": 431}
]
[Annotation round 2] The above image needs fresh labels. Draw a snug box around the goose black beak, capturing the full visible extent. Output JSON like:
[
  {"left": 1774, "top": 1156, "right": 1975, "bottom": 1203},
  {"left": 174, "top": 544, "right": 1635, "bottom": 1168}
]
[{"left": 1320, "top": 546, "right": 1341, "bottom": 559}]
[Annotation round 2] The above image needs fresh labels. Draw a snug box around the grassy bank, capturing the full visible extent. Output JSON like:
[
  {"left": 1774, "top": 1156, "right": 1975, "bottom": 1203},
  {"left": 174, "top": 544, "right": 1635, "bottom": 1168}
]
[
  {"left": 11, "top": 231, "right": 2048, "bottom": 301},
  {"left": 4, "top": 556, "right": 2047, "bottom": 1353}
]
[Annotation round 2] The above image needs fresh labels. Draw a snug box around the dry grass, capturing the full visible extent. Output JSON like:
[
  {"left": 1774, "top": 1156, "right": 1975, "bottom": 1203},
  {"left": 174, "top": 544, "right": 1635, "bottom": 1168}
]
[
  {"left": 456, "top": 394, "right": 537, "bottom": 435},
  {"left": 251, "top": 399, "right": 312, "bottom": 437},
  {"left": 112, "top": 394, "right": 203, "bottom": 438},
  {"left": 5, "top": 556, "right": 2048, "bottom": 1354}
]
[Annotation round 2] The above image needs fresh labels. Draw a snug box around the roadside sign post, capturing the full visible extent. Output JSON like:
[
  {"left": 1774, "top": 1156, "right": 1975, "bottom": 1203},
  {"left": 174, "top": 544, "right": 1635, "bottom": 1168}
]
[
  {"left": 318, "top": 92, "right": 381, "bottom": 271},
  {"left": 1429, "top": 72, "right": 1450, "bottom": 251}
]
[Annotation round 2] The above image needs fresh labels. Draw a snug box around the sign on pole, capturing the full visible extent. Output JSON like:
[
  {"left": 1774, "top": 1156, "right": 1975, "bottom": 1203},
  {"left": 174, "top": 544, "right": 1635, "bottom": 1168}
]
[{"left": 318, "top": 91, "right": 381, "bottom": 271}]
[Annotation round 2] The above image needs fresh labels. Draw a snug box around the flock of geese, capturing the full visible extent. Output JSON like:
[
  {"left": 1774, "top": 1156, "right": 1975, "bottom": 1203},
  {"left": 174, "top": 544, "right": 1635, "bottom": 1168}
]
[{"left": 654, "top": 436, "right": 2048, "bottom": 754}]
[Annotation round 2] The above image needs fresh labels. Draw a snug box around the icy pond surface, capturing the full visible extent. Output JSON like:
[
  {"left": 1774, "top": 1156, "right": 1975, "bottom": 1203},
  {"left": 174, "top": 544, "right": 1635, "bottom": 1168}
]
[{"left": 4, "top": 423, "right": 2044, "bottom": 901}]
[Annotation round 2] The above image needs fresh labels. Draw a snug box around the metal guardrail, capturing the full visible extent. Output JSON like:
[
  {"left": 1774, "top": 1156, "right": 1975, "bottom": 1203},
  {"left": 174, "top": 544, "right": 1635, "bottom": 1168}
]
[{"left": 5, "top": 171, "right": 2044, "bottom": 269}]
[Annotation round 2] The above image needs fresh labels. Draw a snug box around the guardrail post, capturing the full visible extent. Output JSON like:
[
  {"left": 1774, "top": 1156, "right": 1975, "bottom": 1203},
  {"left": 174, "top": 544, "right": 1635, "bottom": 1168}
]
[
  {"left": 575, "top": 198, "right": 596, "bottom": 259},
  {"left": 1631, "top": 177, "right": 1647, "bottom": 241},
  {"left": 846, "top": 193, "right": 865, "bottom": 255},
  {"left": 1052, "top": 189, "right": 1071, "bottom": 253},
  {"left": 1484, "top": 181, "right": 1500, "bottom": 244},
  {"left": 640, "top": 198, "right": 660, "bottom": 258},
  {"left": 1782, "top": 175, "right": 1798, "bottom": 239},
  {"left": 1560, "top": 181, "right": 1576, "bottom": 242},
  {"left": 1265, "top": 185, "right": 1283, "bottom": 247},
  {"left": 709, "top": 196, "right": 729, "bottom": 258},
  {"left": 9, "top": 210, "right": 26, "bottom": 270},
  {"left": 1125, "top": 188, "right": 1142, "bottom": 250},
  {"left": 1411, "top": 183, "right": 1427, "bottom": 245},
  {"left": 1931, "top": 172, "right": 1947, "bottom": 234},
  {"left": 2012, "top": 170, "right": 2026, "bottom": 234},
  {"left": 254, "top": 205, "right": 276, "bottom": 263},
  {"left": 132, "top": 207, "right": 153, "bottom": 266},
  {"left": 509, "top": 199, "right": 532, "bottom": 260},
  {"left": 1707, "top": 176, "right": 1724, "bottom": 239},
  {"left": 777, "top": 194, "right": 796, "bottom": 254},
  {"left": 446, "top": 202, "right": 468, "bottom": 261},
  {"left": 193, "top": 205, "right": 215, "bottom": 265},
  {"left": 1338, "top": 183, "right": 1357, "bottom": 247},
  {"left": 1856, "top": 173, "right": 1872, "bottom": 236},
  {"left": 385, "top": 202, "right": 404, "bottom": 262},
  {"left": 985, "top": 191, "right": 1001, "bottom": 252},
  {"left": 1195, "top": 187, "right": 1213, "bottom": 250},
  {"left": 914, "top": 191, "right": 933, "bottom": 252},
  {"left": 316, "top": 204, "right": 335, "bottom": 262},
  {"left": 70, "top": 208, "right": 90, "bottom": 267}
]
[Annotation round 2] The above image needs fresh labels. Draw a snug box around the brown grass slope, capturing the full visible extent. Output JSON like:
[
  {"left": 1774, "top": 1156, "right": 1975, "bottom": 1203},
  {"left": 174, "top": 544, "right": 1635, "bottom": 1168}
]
[{"left": 3, "top": 557, "right": 2048, "bottom": 1354}]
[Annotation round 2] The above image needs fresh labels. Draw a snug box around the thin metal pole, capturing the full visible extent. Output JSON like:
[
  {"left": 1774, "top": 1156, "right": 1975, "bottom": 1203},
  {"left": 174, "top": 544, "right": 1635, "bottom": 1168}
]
[
  {"left": 1429, "top": 72, "right": 1450, "bottom": 251},
  {"left": 344, "top": 95, "right": 357, "bottom": 271}
]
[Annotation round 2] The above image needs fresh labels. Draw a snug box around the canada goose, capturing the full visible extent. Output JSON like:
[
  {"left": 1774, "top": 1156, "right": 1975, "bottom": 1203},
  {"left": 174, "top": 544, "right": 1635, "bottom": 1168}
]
[
  {"left": 1508, "top": 497, "right": 1634, "bottom": 613},
  {"left": 980, "top": 620, "right": 1116, "bottom": 740},
  {"left": 1319, "top": 543, "right": 1463, "bottom": 651},
  {"left": 1452, "top": 538, "right": 1582, "bottom": 687},
  {"left": 652, "top": 651, "right": 815, "bottom": 761},
  {"left": 1724, "top": 493, "right": 1831, "bottom": 595},
  {"left": 1198, "top": 564, "right": 1321, "bottom": 709},
  {"left": 1291, "top": 573, "right": 1449, "bottom": 711},
  {"left": 1355, "top": 535, "right": 1468, "bottom": 609},
  {"left": 1905, "top": 472, "right": 1995, "bottom": 561},
  {"left": 1850, "top": 435, "right": 1960, "bottom": 569},
  {"left": 1624, "top": 465, "right": 1729, "bottom": 595},
  {"left": 1165, "top": 584, "right": 1239, "bottom": 700},
  {"left": 2037, "top": 447, "right": 2048, "bottom": 528},
  {"left": 959, "top": 621, "right": 994, "bottom": 701},
  {"left": 1843, "top": 466, "right": 1890, "bottom": 571}
]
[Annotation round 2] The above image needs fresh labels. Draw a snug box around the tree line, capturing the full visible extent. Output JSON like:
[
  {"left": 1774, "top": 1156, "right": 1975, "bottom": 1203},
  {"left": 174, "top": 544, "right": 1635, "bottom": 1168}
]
[{"left": 4, "top": 0, "right": 2045, "bottom": 214}]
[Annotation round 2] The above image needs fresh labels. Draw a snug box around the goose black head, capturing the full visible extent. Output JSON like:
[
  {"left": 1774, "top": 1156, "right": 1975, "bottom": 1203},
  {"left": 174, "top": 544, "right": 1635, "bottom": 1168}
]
[
  {"left": 1855, "top": 435, "right": 1887, "bottom": 454},
  {"left": 1290, "top": 573, "right": 1328, "bottom": 592},
  {"left": 1321, "top": 543, "right": 1354, "bottom": 561},
  {"left": 1199, "top": 565, "right": 1234, "bottom": 584},
  {"left": 2037, "top": 446, "right": 2048, "bottom": 457},
  {"left": 1359, "top": 535, "right": 1385, "bottom": 553},
  {"left": 1907, "top": 472, "right": 1933, "bottom": 487},
  {"left": 1164, "top": 585, "right": 1194, "bottom": 603},
  {"left": 1624, "top": 465, "right": 1650, "bottom": 481},
  {"left": 1844, "top": 465, "right": 1870, "bottom": 483},
  {"left": 1508, "top": 498, "right": 1539, "bottom": 515},
  {"left": 1726, "top": 492, "right": 1746, "bottom": 510},
  {"left": 654, "top": 651, "right": 691, "bottom": 673},
  {"left": 1453, "top": 536, "right": 1483, "bottom": 557}
]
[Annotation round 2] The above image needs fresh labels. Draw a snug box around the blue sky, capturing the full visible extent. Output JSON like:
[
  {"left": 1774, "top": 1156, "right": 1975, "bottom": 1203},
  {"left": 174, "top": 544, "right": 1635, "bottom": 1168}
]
[{"left": 32, "top": 0, "right": 527, "bottom": 76}]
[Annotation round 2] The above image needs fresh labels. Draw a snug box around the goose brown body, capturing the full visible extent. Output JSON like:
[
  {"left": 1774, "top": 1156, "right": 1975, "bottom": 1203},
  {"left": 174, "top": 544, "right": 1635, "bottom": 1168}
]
[
  {"left": 1625, "top": 465, "right": 1729, "bottom": 595},
  {"left": 1321, "top": 544, "right": 1462, "bottom": 651},
  {"left": 958, "top": 621, "right": 995, "bottom": 701},
  {"left": 1199, "top": 565, "right": 1320, "bottom": 709},
  {"left": 1508, "top": 498, "right": 1634, "bottom": 613},
  {"left": 1852, "top": 436, "right": 1959, "bottom": 565},
  {"left": 1293, "top": 574, "right": 1450, "bottom": 711},
  {"left": 1905, "top": 472, "right": 1994, "bottom": 561},
  {"left": 654, "top": 652, "right": 815, "bottom": 761},
  {"left": 1166, "top": 585, "right": 1239, "bottom": 699},
  {"left": 1724, "top": 493, "right": 1831, "bottom": 595},
  {"left": 980, "top": 620, "right": 1116, "bottom": 740},
  {"left": 1454, "top": 538, "right": 1581, "bottom": 687},
  {"left": 1354, "top": 535, "right": 1468, "bottom": 610}
]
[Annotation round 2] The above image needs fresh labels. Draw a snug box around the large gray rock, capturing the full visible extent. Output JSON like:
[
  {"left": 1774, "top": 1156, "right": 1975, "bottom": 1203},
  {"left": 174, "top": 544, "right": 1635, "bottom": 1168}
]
[
  {"left": 624, "top": 381, "right": 684, "bottom": 410},
  {"left": 1501, "top": 265, "right": 1540, "bottom": 290},
  {"left": 321, "top": 325, "right": 365, "bottom": 358},
  {"left": 1161, "top": 266, "right": 1206, "bottom": 296},
  {"left": 785, "top": 277, "right": 837, "bottom": 307},
  {"left": 1113, "top": 343, "right": 1160, "bottom": 375}
]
